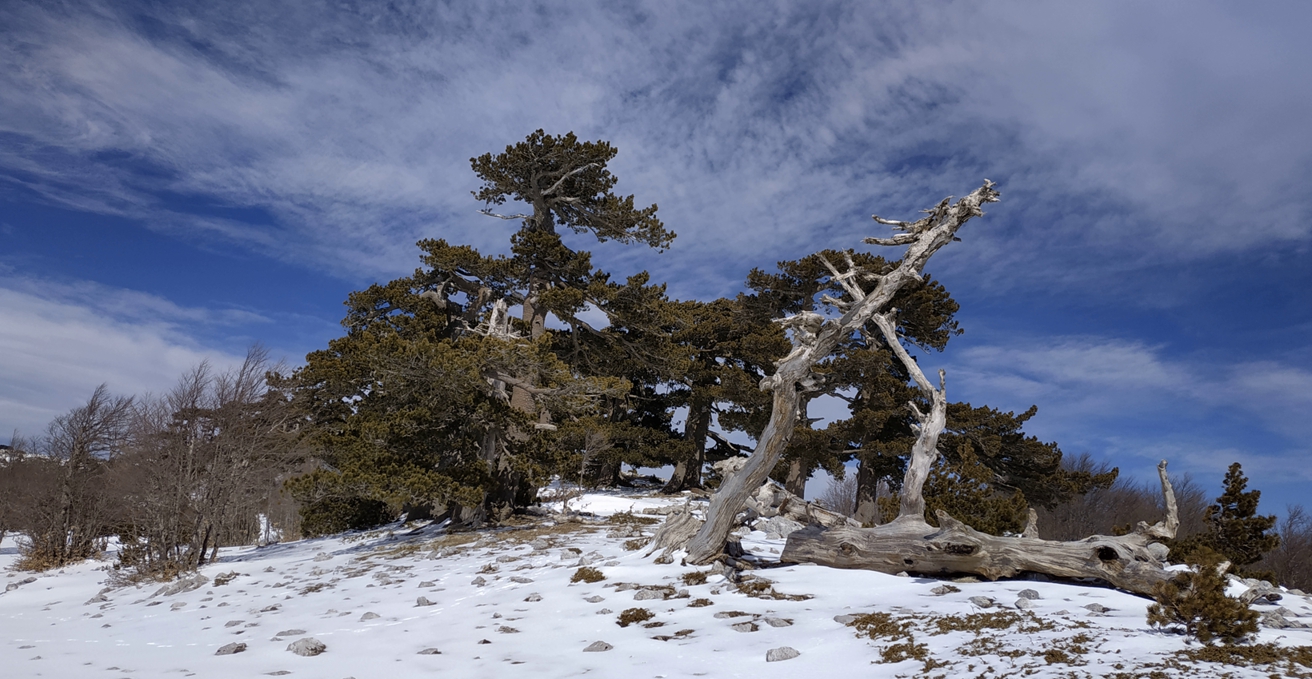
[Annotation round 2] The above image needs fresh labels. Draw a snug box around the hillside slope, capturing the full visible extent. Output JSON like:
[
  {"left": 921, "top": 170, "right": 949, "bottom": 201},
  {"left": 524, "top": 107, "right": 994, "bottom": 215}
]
[{"left": 3, "top": 491, "right": 1311, "bottom": 678}]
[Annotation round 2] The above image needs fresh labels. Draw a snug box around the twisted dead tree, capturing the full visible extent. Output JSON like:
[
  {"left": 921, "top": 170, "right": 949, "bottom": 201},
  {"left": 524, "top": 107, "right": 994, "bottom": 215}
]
[
  {"left": 667, "top": 178, "right": 1185, "bottom": 596},
  {"left": 683, "top": 180, "right": 1001, "bottom": 564}
]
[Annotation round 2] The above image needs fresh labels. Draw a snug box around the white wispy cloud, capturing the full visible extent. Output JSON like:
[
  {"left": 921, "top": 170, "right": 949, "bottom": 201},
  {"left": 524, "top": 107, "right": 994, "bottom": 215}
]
[
  {"left": 1, "top": 1, "right": 1309, "bottom": 297},
  {"left": 0, "top": 276, "right": 258, "bottom": 439},
  {"left": 944, "top": 334, "right": 1312, "bottom": 485}
]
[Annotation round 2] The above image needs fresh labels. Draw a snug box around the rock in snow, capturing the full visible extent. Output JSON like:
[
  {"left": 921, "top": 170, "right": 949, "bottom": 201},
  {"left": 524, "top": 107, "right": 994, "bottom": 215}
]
[
  {"left": 287, "top": 637, "right": 327, "bottom": 656},
  {"left": 766, "top": 646, "right": 800, "bottom": 662},
  {"left": 215, "top": 642, "right": 247, "bottom": 655},
  {"left": 583, "top": 641, "right": 613, "bottom": 652}
]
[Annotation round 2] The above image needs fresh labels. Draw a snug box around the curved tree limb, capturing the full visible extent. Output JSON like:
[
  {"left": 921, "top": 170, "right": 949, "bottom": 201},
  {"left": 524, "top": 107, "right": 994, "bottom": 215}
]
[{"left": 682, "top": 180, "right": 999, "bottom": 565}]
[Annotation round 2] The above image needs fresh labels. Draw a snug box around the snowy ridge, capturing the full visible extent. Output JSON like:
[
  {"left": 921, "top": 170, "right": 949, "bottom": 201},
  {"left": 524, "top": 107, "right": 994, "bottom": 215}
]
[{"left": 3, "top": 491, "right": 1312, "bottom": 678}]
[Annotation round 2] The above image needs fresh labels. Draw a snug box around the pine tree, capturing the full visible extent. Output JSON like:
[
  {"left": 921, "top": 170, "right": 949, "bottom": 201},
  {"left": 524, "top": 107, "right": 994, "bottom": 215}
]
[
  {"left": 1207, "top": 462, "right": 1279, "bottom": 568},
  {"left": 286, "top": 131, "right": 676, "bottom": 529}
]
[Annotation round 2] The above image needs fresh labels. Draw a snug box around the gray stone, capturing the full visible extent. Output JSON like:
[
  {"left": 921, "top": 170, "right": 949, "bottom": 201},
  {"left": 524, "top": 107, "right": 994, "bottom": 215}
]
[
  {"left": 969, "top": 596, "right": 995, "bottom": 608},
  {"left": 155, "top": 574, "right": 209, "bottom": 597},
  {"left": 596, "top": 608, "right": 612, "bottom": 614},
  {"left": 359, "top": 612, "right": 380, "bottom": 621},
  {"left": 287, "top": 637, "right": 327, "bottom": 656},
  {"left": 763, "top": 617, "right": 792, "bottom": 627},
  {"left": 415, "top": 597, "right": 435, "bottom": 607},
  {"left": 524, "top": 593, "right": 542, "bottom": 602},
  {"left": 471, "top": 576, "right": 487, "bottom": 587},
  {"left": 583, "top": 641, "right": 613, "bottom": 652},
  {"left": 276, "top": 629, "right": 306, "bottom": 637},
  {"left": 509, "top": 576, "right": 533, "bottom": 584},
  {"left": 1014, "top": 598, "right": 1033, "bottom": 610},
  {"left": 225, "top": 620, "right": 245, "bottom": 627},
  {"left": 1261, "top": 611, "right": 1292, "bottom": 629},
  {"left": 418, "top": 581, "right": 435, "bottom": 588},
  {"left": 763, "top": 516, "right": 804, "bottom": 540},
  {"left": 930, "top": 585, "right": 959, "bottom": 596},
  {"left": 633, "top": 589, "right": 663, "bottom": 601},
  {"left": 531, "top": 539, "right": 551, "bottom": 550},
  {"left": 833, "top": 614, "right": 859, "bottom": 625},
  {"left": 1083, "top": 603, "right": 1110, "bottom": 614},
  {"left": 1017, "top": 589, "right": 1041, "bottom": 600},
  {"left": 766, "top": 646, "right": 801, "bottom": 662},
  {"left": 418, "top": 648, "right": 442, "bottom": 655},
  {"left": 584, "top": 595, "right": 604, "bottom": 603},
  {"left": 731, "top": 621, "right": 759, "bottom": 632},
  {"left": 313, "top": 552, "right": 332, "bottom": 562},
  {"left": 215, "top": 642, "right": 247, "bottom": 655}
]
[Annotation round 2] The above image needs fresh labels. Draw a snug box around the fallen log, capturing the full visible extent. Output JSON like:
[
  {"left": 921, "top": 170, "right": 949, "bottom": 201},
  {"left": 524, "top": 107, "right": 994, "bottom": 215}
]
[{"left": 781, "top": 460, "right": 1180, "bottom": 597}]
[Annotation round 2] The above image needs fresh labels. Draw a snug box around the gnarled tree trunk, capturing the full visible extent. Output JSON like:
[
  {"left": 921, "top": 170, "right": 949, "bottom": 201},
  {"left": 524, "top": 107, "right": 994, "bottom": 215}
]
[{"left": 683, "top": 181, "right": 1001, "bottom": 564}]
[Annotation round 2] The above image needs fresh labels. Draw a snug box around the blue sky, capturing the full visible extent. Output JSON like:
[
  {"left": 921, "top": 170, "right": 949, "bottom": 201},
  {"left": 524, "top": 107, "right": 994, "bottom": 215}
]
[{"left": 2, "top": 1, "right": 1309, "bottom": 512}]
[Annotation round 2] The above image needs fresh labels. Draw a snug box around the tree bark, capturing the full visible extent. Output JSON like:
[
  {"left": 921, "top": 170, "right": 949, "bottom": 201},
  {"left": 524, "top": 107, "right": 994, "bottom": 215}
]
[
  {"left": 783, "top": 459, "right": 807, "bottom": 498},
  {"left": 663, "top": 393, "right": 712, "bottom": 493},
  {"left": 683, "top": 181, "right": 1000, "bottom": 565},
  {"left": 853, "top": 457, "right": 881, "bottom": 526}
]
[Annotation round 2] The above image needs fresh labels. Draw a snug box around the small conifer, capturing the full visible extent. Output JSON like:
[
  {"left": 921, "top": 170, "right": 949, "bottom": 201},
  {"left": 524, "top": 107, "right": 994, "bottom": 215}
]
[
  {"left": 1147, "top": 547, "right": 1258, "bottom": 644},
  {"left": 1208, "top": 463, "right": 1279, "bottom": 568}
]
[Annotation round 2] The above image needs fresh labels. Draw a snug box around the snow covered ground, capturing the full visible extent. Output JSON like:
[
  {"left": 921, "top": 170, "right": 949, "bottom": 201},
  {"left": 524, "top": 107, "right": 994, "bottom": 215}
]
[{"left": 3, "top": 491, "right": 1312, "bottom": 678}]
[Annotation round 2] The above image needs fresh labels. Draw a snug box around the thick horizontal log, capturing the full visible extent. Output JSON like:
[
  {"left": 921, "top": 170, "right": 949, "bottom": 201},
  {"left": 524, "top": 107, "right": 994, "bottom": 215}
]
[
  {"left": 781, "top": 515, "right": 1169, "bottom": 596},
  {"left": 781, "top": 461, "right": 1180, "bottom": 597}
]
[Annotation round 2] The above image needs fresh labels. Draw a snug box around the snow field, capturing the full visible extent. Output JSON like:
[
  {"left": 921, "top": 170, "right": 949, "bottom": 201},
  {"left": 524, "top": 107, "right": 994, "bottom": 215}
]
[{"left": 3, "top": 491, "right": 1312, "bottom": 678}]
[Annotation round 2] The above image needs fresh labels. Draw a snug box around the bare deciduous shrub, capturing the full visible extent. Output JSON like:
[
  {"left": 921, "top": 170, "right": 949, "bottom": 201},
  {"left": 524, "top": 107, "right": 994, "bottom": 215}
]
[
  {"left": 1254, "top": 504, "right": 1312, "bottom": 591},
  {"left": 817, "top": 472, "right": 858, "bottom": 517},
  {"left": 16, "top": 386, "right": 133, "bottom": 570},
  {"left": 115, "top": 347, "right": 302, "bottom": 577}
]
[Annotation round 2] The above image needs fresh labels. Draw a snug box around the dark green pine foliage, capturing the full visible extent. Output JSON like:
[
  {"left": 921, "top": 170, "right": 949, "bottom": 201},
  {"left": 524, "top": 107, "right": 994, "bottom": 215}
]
[
  {"left": 1209, "top": 463, "right": 1280, "bottom": 568},
  {"left": 286, "top": 131, "right": 675, "bottom": 532},
  {"left": 1148, "top": 547, "right": 1259, "bottom": 644},
  {"left": 660, "top": 297, "right": 789, "bottom": 493},
  {"left": 918, "top": 446, "right": 1032, "bottom": 535},
  {"left": 1172, "top": 463, "right": 1279, "bottom": 570}
]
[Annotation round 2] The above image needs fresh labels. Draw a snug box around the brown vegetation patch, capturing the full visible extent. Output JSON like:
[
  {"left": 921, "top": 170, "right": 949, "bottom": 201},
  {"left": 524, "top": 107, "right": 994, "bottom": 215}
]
[
  {"left": 571, "top": 567, "right": 606, "bottom": 584},
  {"left": 681, "top": 571, "right": 708, "bottom": 586},
  {"left": 616, "top": 607, "right": 654, "bottom": 627}
]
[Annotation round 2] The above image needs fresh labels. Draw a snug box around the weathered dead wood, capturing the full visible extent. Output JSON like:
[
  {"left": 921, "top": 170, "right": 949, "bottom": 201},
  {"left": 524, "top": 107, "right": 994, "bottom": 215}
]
[
  {"left": 682, "top": 181, "right": 1000, "bottom": 564},
  {"left": 647, "top": 502, "right": 702, "bottom": 559},
  {"left": 781, "top": 461, "right": 1180, "bottom": 597},
  {"left": 746, "top": 481, "right": 859, "bottom": 531}
]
